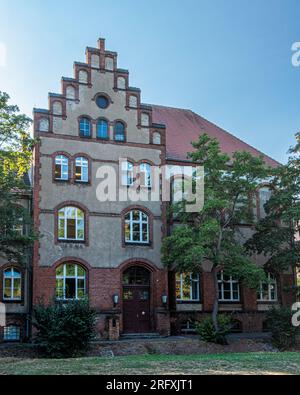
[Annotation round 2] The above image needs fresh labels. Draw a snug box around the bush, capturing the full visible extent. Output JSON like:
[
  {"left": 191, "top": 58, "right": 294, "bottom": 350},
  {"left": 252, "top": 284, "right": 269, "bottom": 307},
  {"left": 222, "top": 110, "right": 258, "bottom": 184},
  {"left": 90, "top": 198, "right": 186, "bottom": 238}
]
[
  {"left": 195, "top": 314, "right": 232, "bottom": 345},
  {"left": 33, "top": 299, "right": 96, "bottom": 358},
  {"left": 266, "top": 306, "right": 296, "bottom": 350}
]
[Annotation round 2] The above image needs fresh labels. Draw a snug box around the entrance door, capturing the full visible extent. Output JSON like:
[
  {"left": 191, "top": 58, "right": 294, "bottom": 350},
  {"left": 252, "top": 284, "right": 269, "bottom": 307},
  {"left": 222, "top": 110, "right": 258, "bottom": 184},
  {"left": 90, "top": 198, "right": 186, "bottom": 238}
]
[{"left": 122, "top": 266, "right": 151, "bottom": 333}]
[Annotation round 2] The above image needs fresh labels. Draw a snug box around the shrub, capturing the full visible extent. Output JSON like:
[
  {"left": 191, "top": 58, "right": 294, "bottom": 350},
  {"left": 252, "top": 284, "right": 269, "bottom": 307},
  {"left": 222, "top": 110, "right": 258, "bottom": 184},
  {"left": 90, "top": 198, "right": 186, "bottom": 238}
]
[
  {"left": 33, "top": 299, "right": 96, "bottom": 358},
  {"left": 266, "top": 306, "right": 296, "bottom": 350},
  {"left": 195, "top": 314, "right": 232, "bottom": 344}
]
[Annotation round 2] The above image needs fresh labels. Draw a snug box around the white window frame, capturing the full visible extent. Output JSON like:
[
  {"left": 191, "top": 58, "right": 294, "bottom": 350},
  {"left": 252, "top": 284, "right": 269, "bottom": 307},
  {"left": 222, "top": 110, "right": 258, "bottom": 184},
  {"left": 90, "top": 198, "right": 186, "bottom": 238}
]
[
  {"left": 56, "top": 264, "right": 86, "bottom": 301},
  {"left": 140, "top": 163, "right": 152, "bottom": 188},
  {"left": 125, "top": 210, "right": 149, "bottom": 244},
  {"left": 58, "top": 207, "right": 85, "bottom": 241},
  {"left": 121, "top": 161, "right": 134, "bottom": 186},
  {"left": 79, "top": 118, "right": 91, "bottom": 137},
  {"left": 75, "top": 157, "right": 89, "bottom": 183},
  {"left": 257, "top": 273, "right": 278, "bottom": 302},
  {"left": 218, "top": 271, "right": 240, "bottom": 302},
  {"left": 3, "top": 268, "right": 22, "bottom": 301},
  {"left": 55, "top": 155, "right": 69, "bottom": 181},
  {"left": 176, "top": 273, "right": 200, "bottom": 302}
]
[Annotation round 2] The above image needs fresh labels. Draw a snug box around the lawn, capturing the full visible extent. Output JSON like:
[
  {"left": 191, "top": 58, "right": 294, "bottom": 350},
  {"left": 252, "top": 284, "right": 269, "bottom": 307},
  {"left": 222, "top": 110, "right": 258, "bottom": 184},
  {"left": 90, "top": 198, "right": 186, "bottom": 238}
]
[{"left": 0, "top": 352, "right": 299, "bottom": 375}]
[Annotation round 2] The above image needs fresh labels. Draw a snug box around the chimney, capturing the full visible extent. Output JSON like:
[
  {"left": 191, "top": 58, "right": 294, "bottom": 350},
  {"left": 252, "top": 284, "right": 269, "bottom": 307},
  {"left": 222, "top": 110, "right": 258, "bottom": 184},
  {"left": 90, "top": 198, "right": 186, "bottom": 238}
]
[{"left": 98, "top": 38, "right": 105, "bottom": 52}]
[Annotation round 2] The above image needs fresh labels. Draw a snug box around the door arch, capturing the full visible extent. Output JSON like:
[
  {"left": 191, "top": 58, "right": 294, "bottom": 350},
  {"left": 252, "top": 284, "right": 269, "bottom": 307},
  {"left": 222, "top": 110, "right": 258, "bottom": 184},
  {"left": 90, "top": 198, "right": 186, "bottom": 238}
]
[{"left": 122, "top": 266, "right": 151, "bottom": 333}]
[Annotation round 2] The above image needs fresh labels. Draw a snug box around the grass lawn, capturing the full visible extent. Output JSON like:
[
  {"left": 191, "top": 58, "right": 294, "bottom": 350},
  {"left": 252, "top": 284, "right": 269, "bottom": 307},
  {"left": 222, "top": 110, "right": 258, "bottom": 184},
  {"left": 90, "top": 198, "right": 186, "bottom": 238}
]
[{"left": 0, "top": 352, "right": 299, "bottom": 375}]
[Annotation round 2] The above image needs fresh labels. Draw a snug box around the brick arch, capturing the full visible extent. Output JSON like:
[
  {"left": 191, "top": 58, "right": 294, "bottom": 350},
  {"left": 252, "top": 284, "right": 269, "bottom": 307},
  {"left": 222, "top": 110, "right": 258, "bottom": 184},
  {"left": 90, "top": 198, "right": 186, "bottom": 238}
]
[
  {"left": 118, "top": 258, "right": 159, "bottom": 273},
  {"left": 54, "top": 201, "right": 89, "bottom": 246}
]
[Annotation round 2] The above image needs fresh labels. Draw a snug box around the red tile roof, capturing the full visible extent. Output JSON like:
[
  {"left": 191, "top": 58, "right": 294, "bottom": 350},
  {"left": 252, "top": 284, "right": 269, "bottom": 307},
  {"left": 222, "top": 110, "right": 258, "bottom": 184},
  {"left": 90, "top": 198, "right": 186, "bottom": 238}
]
[{"left": 151, "top": 105, "right": 279, "bottom": 168}]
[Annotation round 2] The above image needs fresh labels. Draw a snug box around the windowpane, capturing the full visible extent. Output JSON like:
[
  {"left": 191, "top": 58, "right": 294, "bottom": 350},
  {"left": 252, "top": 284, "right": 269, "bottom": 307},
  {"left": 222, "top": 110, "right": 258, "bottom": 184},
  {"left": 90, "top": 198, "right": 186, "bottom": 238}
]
[
  {"left": 98, "top": 119, "right": 109, "bottom": 139},
  {"left": 176, "top": 273, "right": 200, "bottom": 302},
  {"left": 66, "top": 264, "right": 75, "bottom": 276},
  {"left": 56, "top": 264, "right": 86, "bottom": 301},
  {"left": 79, "top": 118, "right": 91, "bottom": 137},
  {"left": 115, "top": 122, "right": 125, "bottom": 141},
  {"left": 67, "top": 219, "right": 76, "bottom": 239},
  {"left": 65, "top": 278, "right": 76, "bottom": 299}
]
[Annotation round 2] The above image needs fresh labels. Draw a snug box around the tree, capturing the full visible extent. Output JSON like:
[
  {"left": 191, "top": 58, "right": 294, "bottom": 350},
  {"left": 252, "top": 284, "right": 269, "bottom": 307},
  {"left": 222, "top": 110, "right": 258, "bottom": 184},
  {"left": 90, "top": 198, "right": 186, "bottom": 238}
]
[
  {"left": 246, "top": 133, "right": 300, "bottom": 296},
  {"left": 162, "top": 134, "right": 270, "bottom": 335},
  {"left": 0, "top": 91, "right": 36, "bottom": 266}
]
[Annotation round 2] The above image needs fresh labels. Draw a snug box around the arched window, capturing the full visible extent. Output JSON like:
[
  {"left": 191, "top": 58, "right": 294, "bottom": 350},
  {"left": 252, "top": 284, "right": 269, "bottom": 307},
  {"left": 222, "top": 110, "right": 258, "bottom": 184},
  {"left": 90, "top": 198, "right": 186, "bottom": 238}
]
[
  {"left": 39, "top": 118, "right": 49, "bottom": 132},
  {"left": 176, "top": 273, "right": 200, "bottom": 302},
  {"left": 218, "top": 271, "right": 240, "bottom": 302},
  {"left": 114, "top": 121, "right": 125, "bottom": 142},
  {"left": 97, "top": 119, "right": 109, "bottom": 139},
  {"left": 56, "top": 263, "right": 86, "bottom": 300},
  {"left": 75, "top": 157, "right": 89, "bottom": 183},
  {"left": 55, "top": 155, "right": 69, "bottom": 181},
  {"left": 3, "top": 268, "right": 22, "bottom": 301},
  {"left": 140, "top": 163, "right": 152, "bottom": 188},
  {"left": 257, "top": 273, "right": 277, "bottom": 302},
  {"left": 124, "top": 210, "right": 149, "bottom": 244},
  {"left": 121, "top": 161, "right": 134, "bottom": 186},
  {"left": 79, "top": 117, "right": 91, "bottom": 138},
  {"left": 58, "top": 206, "right": 85, "bottom": 241},
  {"left": 258, "top": 187, "right": 272, "bottom": 219}
]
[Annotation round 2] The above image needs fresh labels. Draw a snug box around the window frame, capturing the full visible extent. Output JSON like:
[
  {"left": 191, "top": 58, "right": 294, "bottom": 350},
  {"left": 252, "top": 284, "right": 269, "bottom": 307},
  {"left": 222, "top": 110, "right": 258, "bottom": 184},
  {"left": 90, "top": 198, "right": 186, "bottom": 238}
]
[
  {"left": 74, "top": 156, "right": 89, "bottom": 183},
  {"left": 97, "top": 118, "right": 109, "bottom": 140},
  {"left": 218, "top": 271, "right": 240, "bottom": 302},
  {"left": 3, "top": 267, "right": 22, "bottom": 302},
  {"left": 56, "top": 263, "right": 86, "bottom": 301},
  {"left": 54, "top": 154, "right": 69, "bottom": 181},
  {"left": 139, "top": 162, "right": 152, "bottom": 188},
  {"left": 3, "top": 325, "right": 21, "bottom": 342},
  {"left": 58, "top": 206, "right": 85, "bottom": 242},
  {"left": 114, "top": 121, "right": 126, "bottom": 142},
  {"left": 121, "top": 160, "right": 134, "bottom": 186},
  {"left": 257, "top": 273, "right": 278, "bottom": 302},
  {"left": 176, "top": 273, "right": 200, "bottom": 302},
  {"left": 124, "top": 210, "right": 150, "bottom": 245},
  {"left": 79, "top": 117, "right": 92, "bottom": 138}
]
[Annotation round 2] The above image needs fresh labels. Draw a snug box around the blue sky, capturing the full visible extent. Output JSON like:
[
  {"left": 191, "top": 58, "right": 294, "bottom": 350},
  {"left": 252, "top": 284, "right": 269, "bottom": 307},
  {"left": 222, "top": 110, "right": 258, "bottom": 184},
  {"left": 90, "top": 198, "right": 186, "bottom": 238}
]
[{"left": 1, "top": 0, "right": 300, "bottom": 163}]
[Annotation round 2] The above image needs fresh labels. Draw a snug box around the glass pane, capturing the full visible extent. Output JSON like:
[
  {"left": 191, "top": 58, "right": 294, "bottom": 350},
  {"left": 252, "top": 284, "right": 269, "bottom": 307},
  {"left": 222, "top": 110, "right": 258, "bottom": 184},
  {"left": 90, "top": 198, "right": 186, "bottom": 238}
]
[
  {"left": 125, "top": 223, "right": 130, "bottom": 241},
  {"left": 123, "top": 290, "right": 133, "bottom": 300},
  {"left": 56, "top": 265, "right": 63, "bottom": 276},
  {"left": 66, "top": 264, "right": 75, "bottom": 276},
  {"left": 58, "top": 219, "right": 65, "bottom": 238},
  {"left": 65, "top": 278, "right": 76, "bottom": 299},
  {"left": 132, "top": 231, "right": 140, "bottom": 241},
  {"left": 67, "top": 219, "right": 76, "bottom": 239},
  {"left": 133, "top": 211, "right": 140, "bottom": 221},
  {"left": 55, "top": 164, "right": 61, "bottom": 179},
  {"left": 176, "top": 281, "right": 181, "bottom": 300},
  {"left": 77, "top": 266, "right": 85, "bottom": 277},
  {"left": 13, "top": 278, "right": 21, "bottom": 299},
  {"left": 75, "top": 166, "right": 82, "bottom": 181}
]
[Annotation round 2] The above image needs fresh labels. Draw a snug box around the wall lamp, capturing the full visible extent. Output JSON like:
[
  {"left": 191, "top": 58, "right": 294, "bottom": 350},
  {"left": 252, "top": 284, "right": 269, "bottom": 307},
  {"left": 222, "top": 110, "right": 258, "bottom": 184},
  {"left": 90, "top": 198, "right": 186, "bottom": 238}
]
[
  {"left": 162, "top": 294, "right": 168, "bottom": 305},
  {"left": 113, "top": 294, "right": 119, "bottom": 307}
]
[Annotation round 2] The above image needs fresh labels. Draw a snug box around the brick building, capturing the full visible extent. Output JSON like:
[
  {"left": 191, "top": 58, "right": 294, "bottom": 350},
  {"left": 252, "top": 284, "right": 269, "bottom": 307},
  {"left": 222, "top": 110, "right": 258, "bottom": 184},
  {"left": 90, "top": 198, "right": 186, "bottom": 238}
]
[{"left": 0, "top": 38, "right": 295, "bottom": 342}]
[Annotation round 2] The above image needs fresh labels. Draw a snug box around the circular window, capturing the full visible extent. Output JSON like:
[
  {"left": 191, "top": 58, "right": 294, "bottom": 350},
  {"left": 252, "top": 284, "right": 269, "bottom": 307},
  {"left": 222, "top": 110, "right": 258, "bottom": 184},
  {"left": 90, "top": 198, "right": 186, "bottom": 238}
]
[{"left": 96, "top": 95, "right": 109, "bottom": 109}]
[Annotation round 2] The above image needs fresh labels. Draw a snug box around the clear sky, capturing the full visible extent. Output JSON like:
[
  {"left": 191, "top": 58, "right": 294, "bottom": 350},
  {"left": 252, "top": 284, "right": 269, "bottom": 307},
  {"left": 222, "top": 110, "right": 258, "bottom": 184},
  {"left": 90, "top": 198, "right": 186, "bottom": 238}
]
[{"left": 1, "top": 0, "right": 300, "bottom": 163}]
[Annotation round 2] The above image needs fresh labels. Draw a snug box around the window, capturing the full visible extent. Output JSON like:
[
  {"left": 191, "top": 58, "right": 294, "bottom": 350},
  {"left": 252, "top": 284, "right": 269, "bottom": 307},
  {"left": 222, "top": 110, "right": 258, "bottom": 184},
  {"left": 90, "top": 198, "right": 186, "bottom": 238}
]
[
  {"left": 121, "top": 161, "right": 134, "bottom": 186},
  {"left": 257, "top": 273, "right": 278, "bottom": 302},
  {"left": 97, "top": 119, "right": 109, "bottom": 139},
  {"left": 79, "top": 117, "right": 91, "bottom": 138},
  {"left": 58, "top": 206, "right": 85, "bottom": 241},
  {"left": 96, "top": 95, "right": 109, "bottom": 109},
  {"left": 259, "top": 187, "right": 272, "bottom": 218},
  {"left": 123, "top": 266, "right": 150, "bottom": 286},
  {"left": 140, "top": 163, "right": 152, "bottom": 188},
  {"left": 114, "top": 121, "right": 125, "bottom": 142},
  {"left": 55, "top": 155, "right": 69, "bottom": 181},
  {"left": 176, "top": 273, "right": 200, "bottom": 302},
  {"left": 39, "top": 118, "right": 49, "bottom": 132},
  {"left": 75, "top": 157, "right": 89, "bottom": 183},
  {"left": 3, "top": 268, "right": 21, "bottom": 301},
  {"left": 4, "top": 326, "right": 20, "bottom": 341},
  {"left": 218, "top": 271, "right": 240, "bottom": 302},
  {"left": 125, "top": 210, "right": 149, "bottom": 244},
  {"left": 56, "top": 263, "right": 86, "bottom": 300}
]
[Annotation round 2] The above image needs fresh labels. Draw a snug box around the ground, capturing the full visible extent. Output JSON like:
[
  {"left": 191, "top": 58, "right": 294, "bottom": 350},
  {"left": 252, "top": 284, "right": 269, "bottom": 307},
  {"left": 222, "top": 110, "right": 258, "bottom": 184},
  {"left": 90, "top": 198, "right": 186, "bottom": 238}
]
[{"left": 0, "top": 352, "right": 299, "bottom": 375}]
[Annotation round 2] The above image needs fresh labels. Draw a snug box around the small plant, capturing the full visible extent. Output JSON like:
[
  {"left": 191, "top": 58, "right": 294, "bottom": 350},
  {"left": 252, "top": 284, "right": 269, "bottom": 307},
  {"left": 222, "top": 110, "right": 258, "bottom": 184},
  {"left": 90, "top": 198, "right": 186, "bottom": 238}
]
[
  {"left": 266, "top": 306, "right": 296, "bottom": 350},
  {"left": 33, "top": 299, "right": 96, "bottom": 358},
  {"left": 196, "top": 314, "right": 232, "bottom": 344}
]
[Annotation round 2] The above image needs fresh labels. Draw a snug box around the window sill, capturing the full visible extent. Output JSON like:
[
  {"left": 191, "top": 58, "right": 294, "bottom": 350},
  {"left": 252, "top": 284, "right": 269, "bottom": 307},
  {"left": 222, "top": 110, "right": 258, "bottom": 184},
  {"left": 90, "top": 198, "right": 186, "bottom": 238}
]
[
  {"left": 176, "top": 300, "right": 201, "bottom": 304},
  {"left": 57, "top": 239, "right": 86, "bottom": 244},
  {"left": 124, "top": 242, "right": 151, "bottom": 247}
]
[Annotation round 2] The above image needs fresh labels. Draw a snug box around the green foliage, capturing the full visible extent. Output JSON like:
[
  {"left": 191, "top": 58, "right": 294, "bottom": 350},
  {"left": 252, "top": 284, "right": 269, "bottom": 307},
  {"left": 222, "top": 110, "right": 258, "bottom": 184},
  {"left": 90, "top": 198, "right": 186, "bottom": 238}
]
[
  {"left": 33, "top": 299, "right": 97, "bottom": 358},
  {"left": 162, "top": 133, "right": 270, "bottom": 333},
  {"left": 196, "top": 314, "right": 232, "bottom": 345},
  {"left": 266, "top": 307, "right": 296, "bottom": 350},
  {"left": 0, "top": 91, "right": 36, "bottom": 265}
]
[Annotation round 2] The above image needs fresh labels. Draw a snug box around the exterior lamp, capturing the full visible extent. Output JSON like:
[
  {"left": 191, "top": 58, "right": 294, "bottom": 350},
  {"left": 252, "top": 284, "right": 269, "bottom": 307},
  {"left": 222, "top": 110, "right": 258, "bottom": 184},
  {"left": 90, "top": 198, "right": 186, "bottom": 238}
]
[
  {"left": 113, "top": 294, "right": 119, "bottom": 307},
  {"left": 162, "top": 294, "right": 168, "bottom": 305}
]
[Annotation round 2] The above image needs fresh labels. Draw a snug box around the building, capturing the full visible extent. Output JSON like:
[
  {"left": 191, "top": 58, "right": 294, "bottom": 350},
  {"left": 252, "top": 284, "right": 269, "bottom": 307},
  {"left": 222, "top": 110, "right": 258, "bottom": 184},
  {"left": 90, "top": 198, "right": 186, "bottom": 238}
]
[
  {"left": 0, "top": 174, "right": 32, "bottom": 342},
  {"left": 4, "top": 38, "right": 293, "bottom": 342}
]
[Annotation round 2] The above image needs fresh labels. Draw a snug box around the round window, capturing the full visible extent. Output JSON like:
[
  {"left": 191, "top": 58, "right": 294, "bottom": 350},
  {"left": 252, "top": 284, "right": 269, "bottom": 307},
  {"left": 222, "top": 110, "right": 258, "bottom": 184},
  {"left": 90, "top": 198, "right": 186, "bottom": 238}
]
[{"left": 96, "top": 95, "right": 109, "bottom": 109}]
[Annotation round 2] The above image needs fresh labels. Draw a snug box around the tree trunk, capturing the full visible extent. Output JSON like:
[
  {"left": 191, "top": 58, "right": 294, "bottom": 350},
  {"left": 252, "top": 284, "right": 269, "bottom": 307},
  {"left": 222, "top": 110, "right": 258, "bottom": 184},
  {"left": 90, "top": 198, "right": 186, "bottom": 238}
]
[{"left": 212, "top": 267, "right": 219, "bottom": 332}]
